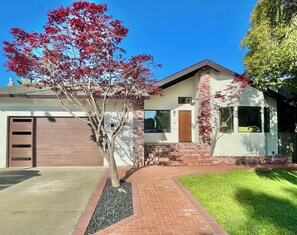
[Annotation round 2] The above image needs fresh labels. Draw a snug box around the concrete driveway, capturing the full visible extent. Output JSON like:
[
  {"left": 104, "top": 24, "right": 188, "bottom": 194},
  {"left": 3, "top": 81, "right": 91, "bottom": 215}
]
[{"left": 0, "top": 167, "right": 106, "bottom": 235}]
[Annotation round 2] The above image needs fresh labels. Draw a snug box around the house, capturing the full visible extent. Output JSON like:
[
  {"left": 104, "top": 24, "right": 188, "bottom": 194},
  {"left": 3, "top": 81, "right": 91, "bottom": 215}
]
[
  {"left": 270, "top": 89, "right": 297, "bottom": 162},
  {"left": 0, "top": 59, "right": 291, "bottom": 168},
  {"left": 143, "top": 59, "right": 291, "bottom": 165}
]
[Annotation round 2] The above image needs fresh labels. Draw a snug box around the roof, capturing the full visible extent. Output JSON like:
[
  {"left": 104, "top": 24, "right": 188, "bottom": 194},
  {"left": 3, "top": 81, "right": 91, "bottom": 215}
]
[
  {"left": 0, "top": 85, "right": 56, "bottom": 98},
  {"left": 265, "top": 88, "right": 297, "bottom": 107},
  {"left": 0, "top": 84, "right": 151, "bottom": 99},
  {"left": 0, "top": 59, "right": 237, "bottom": 97},
  {"left": 156, "top": 59, "right": 239, "bottom": 89}
]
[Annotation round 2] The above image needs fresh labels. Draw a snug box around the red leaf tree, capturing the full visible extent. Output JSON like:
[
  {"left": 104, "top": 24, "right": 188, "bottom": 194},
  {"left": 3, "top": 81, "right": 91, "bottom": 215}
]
[
  {"left": 3, "top": 1, "right": 161, "bottom": 187},
  {"left": 197, "top": 74, "right": 250, "bottom": 156}
]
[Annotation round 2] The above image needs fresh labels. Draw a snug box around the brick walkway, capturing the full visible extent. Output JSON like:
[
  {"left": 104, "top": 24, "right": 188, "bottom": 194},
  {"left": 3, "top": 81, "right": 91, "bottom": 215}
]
[{"left": 73, "top": 163, "right": 296, "bottom": 235}]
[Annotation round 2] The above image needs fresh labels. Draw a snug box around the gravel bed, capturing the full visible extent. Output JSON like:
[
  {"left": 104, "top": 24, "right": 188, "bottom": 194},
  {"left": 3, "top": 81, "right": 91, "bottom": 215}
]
[{"left": 85, "top": 179, "right": 133, "bottom": 235}]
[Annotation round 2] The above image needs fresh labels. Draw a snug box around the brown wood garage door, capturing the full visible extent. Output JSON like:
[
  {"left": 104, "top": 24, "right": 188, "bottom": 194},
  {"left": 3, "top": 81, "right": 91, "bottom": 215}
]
[
  {"left": 8, "top": 117, "right": 34, "bottom": 167},
  {"left": 8, "top": 117, "right": 103, "bottom": 167},
  {"left": 35, "top": 117, "right": 103, "bottom": 166}
]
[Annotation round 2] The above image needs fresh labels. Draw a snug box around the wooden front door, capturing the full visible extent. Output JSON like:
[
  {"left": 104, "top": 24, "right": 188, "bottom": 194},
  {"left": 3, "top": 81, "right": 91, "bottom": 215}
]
[
  {"left": 179, "top": 110, "right": 192, "bottom": 142},
  {"left": 8, "top": 117, "right": 34, "bottom": 167}
]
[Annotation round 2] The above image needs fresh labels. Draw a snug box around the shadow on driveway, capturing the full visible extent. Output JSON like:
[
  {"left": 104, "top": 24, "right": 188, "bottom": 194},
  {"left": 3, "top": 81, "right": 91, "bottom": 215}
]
[
  {"left": 0, "top": 167, "right": 106, "bottom": 235},
  {"left": 0, "top": 169, "right": 41, "bottom": 191}
]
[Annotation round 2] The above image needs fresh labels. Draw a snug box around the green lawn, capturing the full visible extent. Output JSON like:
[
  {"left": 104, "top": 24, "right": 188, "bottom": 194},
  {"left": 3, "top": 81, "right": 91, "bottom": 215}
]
[{"left": 179, "top": 169, "right": 297, "bottom": 235}]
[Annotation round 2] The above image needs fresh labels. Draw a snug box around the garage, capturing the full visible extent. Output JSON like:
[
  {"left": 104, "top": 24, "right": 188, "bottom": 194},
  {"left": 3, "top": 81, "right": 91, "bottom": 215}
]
[{"left": 8, "top": 117, "right": 103, "bottom": 167}]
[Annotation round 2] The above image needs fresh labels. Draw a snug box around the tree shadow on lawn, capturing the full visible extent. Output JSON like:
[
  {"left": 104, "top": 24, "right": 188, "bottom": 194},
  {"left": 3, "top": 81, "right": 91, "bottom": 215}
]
[
  {"left": 283, "top": 187, "right": 297, "bottom": 198},
  {"left": 235, "top": 188, "right": 297, "bottom": 234},
  {"left": 256, "top": 169, "right": 297, "bottom": 185}
]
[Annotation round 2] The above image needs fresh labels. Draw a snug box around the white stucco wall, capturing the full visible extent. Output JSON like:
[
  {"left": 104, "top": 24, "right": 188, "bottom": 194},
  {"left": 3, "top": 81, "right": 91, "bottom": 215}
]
[
  {"left": 210, "top": 71, "right": 278, "bottom": 156},
  {"left": 0, "top": 97, "right": 133, "bottom": 167},
  {"left": 144, "top": 75, "right": 198, "bottom": 143},
  {"left": 264, "top": 96, "right": 278, "bottom": 155}
]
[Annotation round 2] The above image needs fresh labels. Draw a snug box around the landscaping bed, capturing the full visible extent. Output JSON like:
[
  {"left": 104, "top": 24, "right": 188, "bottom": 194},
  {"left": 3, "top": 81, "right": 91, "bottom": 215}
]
[
  {"left": 179, "top": 168, "right": 297, "bottom": 235},
  {"left": 85, "top": 179, "right": 133, "bottom": 235}
]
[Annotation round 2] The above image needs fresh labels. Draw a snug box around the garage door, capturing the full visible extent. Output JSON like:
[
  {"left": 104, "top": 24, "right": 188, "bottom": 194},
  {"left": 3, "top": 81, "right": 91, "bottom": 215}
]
[
  {"left": 8, "top": 117, "right": 34, "bottom": 167},
  {"left": 8, "top": 117, "right": 103, "bottom": 167}
]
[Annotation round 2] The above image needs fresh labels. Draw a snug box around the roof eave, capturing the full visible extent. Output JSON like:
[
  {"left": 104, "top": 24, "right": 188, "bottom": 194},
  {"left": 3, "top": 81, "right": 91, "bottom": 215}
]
[
  {"left": 0, "top": 94, "right": 151, "bottom": 100},
  {"left": 156, "top": 59, "right": 239, "bottom": 89},
  {"left": 0, "top": 94, "right": 57, "bottom": 98}
]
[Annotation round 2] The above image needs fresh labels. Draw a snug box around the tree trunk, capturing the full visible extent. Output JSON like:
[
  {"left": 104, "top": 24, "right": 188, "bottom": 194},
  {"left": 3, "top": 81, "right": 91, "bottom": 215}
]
[
  {"left": 97, "top": 146, "right": 120, "bottom": 188},
  {"left": 109, "top": 153, "right": 120, "bottom": 187},
  {"left": 209, "top": 142, "right": 215, "bottom": 156},
  {"left": 109, "top": 138, "right": 120, "bottom": 187},
  {"left": 209, "top": 130, "right": 219, "bottom": 156}
]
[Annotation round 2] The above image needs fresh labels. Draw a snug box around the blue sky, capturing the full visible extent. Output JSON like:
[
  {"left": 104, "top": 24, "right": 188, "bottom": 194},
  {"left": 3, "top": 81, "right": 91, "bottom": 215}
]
[{"left": 0, "top": 0, "right": 257, "bottom": 87}]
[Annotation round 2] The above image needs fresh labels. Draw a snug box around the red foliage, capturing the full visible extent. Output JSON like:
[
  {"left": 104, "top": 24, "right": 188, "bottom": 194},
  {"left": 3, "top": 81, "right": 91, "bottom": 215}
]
[
  {"left": 197, "top": 73, "right": 250, "bottom": 145},
  {"left": 196, "top": 77, "right": 212, "bottom": 144},
  {"left": 3, "top": 1, "right": 159, "bottom": 99}
]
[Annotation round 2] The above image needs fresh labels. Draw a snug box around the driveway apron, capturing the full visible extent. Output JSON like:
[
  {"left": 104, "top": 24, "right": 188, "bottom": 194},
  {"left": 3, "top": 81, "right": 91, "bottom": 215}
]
[{"left": 0, "top": 167, "right": 106, "bottom": 235}]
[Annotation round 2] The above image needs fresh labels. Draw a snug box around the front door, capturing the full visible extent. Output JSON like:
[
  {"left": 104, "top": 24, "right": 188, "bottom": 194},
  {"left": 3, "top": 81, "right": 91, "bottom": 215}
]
[
  {"left": 8, "top": 117, "right": 34, "bottom": 167},
  {"left": 179, "top": 110, "right": 192, "bottom": 142}
]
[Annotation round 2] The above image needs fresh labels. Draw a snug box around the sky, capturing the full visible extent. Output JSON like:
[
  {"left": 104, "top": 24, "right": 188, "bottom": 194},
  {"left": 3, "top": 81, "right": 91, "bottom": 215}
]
[{"left": 0, "top": 0, "right": 257, "bottom": 87}]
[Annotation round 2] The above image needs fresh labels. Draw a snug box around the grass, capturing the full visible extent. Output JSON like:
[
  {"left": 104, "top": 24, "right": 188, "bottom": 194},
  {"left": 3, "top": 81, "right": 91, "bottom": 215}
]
[{"left": 179, "top": 168, "right": 297, "bottom": 235}]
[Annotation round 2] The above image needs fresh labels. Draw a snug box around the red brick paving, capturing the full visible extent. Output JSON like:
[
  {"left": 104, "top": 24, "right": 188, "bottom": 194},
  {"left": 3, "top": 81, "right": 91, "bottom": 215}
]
[{"left": 74, "top": 163, "right": 297, "bottom": 235}]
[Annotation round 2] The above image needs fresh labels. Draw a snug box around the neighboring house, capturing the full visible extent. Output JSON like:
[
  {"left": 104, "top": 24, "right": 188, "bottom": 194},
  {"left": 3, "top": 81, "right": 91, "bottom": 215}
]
[
  {"left": 0, "top": 59, "right": 292, "bottom": 168},
  {"left": 273, "top": 89, "right": 297, "bottom": 162}
]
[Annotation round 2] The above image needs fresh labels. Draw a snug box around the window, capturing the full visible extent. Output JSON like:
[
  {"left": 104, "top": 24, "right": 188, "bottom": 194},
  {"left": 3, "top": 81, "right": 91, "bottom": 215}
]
[
  {"left": 220, "top": 107, "right": 234, "bottom": 132},
  {"left": 178, "top": 97, "right": 192, "bottom": 104},
  {"left": 12, "top": 118, "right": 32, "bottom": 122},
  {"left": 12, "top": 144, "right": 31, "bottom": 148},
  {"left": 238, "top": 106, "right": 262, "bottom": 132},
  {"left": 144, "top": 110, "right": 170, "bottom": 133},
  {"left": 12, "top": 132, "right": 32, "bottom": 135},
  {"left": 264, "top": 107, "right": 270, "bottom": 132}
]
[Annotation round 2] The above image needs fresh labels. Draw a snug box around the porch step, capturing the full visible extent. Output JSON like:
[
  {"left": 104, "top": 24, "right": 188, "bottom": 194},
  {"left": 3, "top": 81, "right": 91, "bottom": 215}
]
[
  {"left": 179, "top": 156, "right": 213, "bottom": 165},
  {"left": 176, "top": 146, "right": 209, "bottom": 157},
  {"left": 179, "top": 152, "right": 209, "bottom": 157},
  {"left": 174, "top": 143, "right": 212, "bottom": 165},
  {"left": 144, "top": 143, "right": 212, "bottom": 166}
]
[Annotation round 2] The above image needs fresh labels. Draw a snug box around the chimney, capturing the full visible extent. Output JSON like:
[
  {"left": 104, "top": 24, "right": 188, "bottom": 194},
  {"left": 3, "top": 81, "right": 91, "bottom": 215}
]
[{"left": 7, "top": 77, "right": 14, "bottom": 87}]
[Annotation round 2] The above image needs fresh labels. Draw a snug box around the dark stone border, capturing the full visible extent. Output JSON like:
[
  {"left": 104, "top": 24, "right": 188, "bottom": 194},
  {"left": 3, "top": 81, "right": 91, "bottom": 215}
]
[
  {"left": 72, "top": 170, "right": 143, "bottom": 235},
  {"left": 85, "top": 179, "right": 133, "bottom": 234}
]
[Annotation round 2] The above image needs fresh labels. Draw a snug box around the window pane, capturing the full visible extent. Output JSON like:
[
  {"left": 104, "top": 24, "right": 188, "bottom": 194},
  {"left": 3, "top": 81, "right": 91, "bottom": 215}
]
[
  {"left": 144, "top": 111, "right": 157, "bottom": 133},
  {"left": 220, "top": 107, "right": 234, "bottom": 132},
  {"left": 264, "top": 107, "right": 270, "bottom": 132},
  {"left": 238, "top": 107, "right": 262, "bottom": 132},
  {"left": 144, "top": 110, "right": 171, "bottom": 133},
  {"left": 157, "top": 110, "right": 170, "bottom": 132},
  {"left": 178, "top": 97, "right": 192, "bottom": 104}
]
